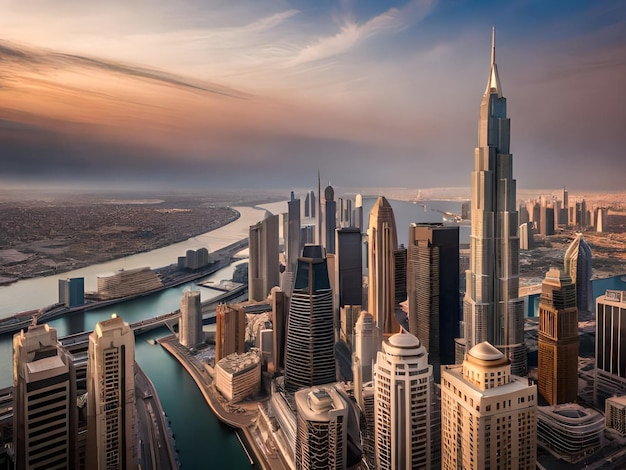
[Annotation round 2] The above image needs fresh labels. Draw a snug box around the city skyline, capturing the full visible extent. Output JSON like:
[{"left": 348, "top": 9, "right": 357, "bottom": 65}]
[{"left": 1, "top": 1, "right": 625, "bottom": 190}]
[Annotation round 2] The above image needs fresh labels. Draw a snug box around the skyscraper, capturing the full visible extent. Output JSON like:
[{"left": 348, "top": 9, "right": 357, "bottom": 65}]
[
  {"left": 595, "top": 290, "right": 626, "bottom": 405},
  {"left": 441, "top": 342, "right": 537, "bottom": 470},
  {"left": 323, "top": 184, "right": 337, "bottom": 254},
  {"left": 179, "top": 290, "right": 203, "bottom": 347},
  {"left": 215, "top": 303, "right": 246, "bottom": 362},
  {"left": 287, "top": 193, "right": 301, "bottom": 274},
  {"left": 367, "top": 196, "right": 400, "bottom": 345},
  {"left": 374, "top": 332, "right": 432, "bottom": 469},
  {"left": 353, "top": 194, "right": 363, "bottom": 231},
  {"left": 352, "top": 310, "right": 378, "bottom": 383},
  {"left": 13, "top": 324, "right": 77, "bottom": 470},
  {"left": 336, "top": 227, "right": 363, "bottom": 307},
  {"left": 463, "top": 28, "right": 526, "bottom": 376},
  {"left": 537, "top": 268, "right": 579, "bottom": 405},
  {"left": 87, "top": 316, "right": 137, "bottom": 470},
  {"left": 564, "top": 233, "right": 593, "bottom": 314},
  {"left": 249, "top": 212, "right": 279, "bottom": 302},
  {"left": 407, "top": 223, "right": 459, "bottom": 382},
  {"left": 294, "top": 386, "right": 349, "bottom": 470},
  {"left": 284, "top": 245, "right": 335, "bottom": 392}
]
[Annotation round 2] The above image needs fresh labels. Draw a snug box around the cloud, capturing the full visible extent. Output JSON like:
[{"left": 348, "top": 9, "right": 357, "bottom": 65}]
[{"left": 290, "top": 0, "right": 434, "bottom": 65}]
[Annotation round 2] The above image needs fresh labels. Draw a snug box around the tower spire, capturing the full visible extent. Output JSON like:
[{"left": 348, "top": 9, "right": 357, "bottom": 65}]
[
  {"left": 485, "top": 26, "right": 502, "bottom": 97},
  {"left": 491, "top": 26, "right": 495, "bottom": 67}
]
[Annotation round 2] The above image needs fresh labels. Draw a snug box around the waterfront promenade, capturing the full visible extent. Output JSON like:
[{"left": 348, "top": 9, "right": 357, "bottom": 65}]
[{"left": 160, "top": 335, "right": 289, "bottom": 470}]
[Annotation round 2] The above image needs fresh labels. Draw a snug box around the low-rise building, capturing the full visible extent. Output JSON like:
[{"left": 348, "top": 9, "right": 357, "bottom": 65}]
[
  {"left": 537, "top": 404, "right": 604, "bottom": 463},
  {"left": 215, "top": 352, "right": 260, "bottom": 403}
]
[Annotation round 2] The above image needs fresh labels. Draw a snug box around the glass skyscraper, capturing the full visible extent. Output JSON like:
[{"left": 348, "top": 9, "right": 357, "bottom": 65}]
[{"left": 463, "top": 28, "right": 526, "bottom": 376}]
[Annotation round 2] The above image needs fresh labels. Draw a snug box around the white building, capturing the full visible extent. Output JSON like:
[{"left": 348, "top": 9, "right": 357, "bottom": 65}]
[
  {"left": 179, "top": 290, "right": 203, "bottom": 347},
  {"left": 87, "top": 316, "right": 137, "bottom": 470},
  {"left": 215, "top": 351, "right": 261, "bottom": 403},
  {"left": 353, "top": 310, "right": 378, "bottom": 383},
  {"left": 374, "top": 332, "right": 432, "bottom": 469},
  {"left": 294, "top": 386, "right": 349, "bottom": 470},
  {"left": 441, "top": 342, "right": 537, "bottom": 470}
]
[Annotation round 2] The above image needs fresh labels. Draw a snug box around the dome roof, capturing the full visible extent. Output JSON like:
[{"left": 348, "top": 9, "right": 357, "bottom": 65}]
[
  {"left": 468, "top": 341, "right": 505, "bottom": 361},
  {"left": 388, "top": 332, "right": 420, "bottom": 349}
]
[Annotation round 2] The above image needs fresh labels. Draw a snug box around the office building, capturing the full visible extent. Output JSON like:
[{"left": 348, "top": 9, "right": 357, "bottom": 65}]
[
  {"left": 304, "top": 192, "right": 311, "bottom": 218},
  {"left": 96, "top": 267, "right": 163, "bottom": 300},
  {"left": 606, "top": 396, "right": 626, "bottom": 436},
  {"left": 394, "top": 245, "right": 407, "bottom": 305},
  {"left": 249, "top": 212, "right": 280, "bottom": 302},
  {"left": 596, "top": 207, "right": 608, "bottom": 232},
  {"left": 537, "top": 404, "right": 604, "bottom": 463},
  {"left": 441, "top": 342, "right": 537, "bottom": 470},
  {"left": 353, "top": 194, "right": 363, "bottom": 231},
  {"left": 13, "top": 324, "right": 77, "bottom": 470},
  {"left": 58, "top": 277, "right": 85, "bottom": 307},
  {"left": 294, "top": 386, "right": 349, "bottom": 470},
  {"left": 287, "top": 193, "right": 301, "bottom": 274},
  {"left": 179, "top": 290, "right": 203, "bottom": 348},
  {"left": 519, "top": 221, "right": 534, "bottom": 250},
  {"left": 339, "top": 305, "right": 361, "bottom": 347},
  {"left": 215, "top": 303, "right": 246, "bottom": 362},
  {"left": 215, "top": 352, "right": 261, "bottom": 403},
  {"left": 310, "top": 190, "right": 316, "bottom": 219},
  {"left": 518, "top": 203, "right": 529, "bottom": 225},
  {"left": 367, "top": 196, "right": 400, "bottom": 344},
  {"left": 336, "top": 227, "right": 363, "bottom": 307},
  {"left": 374, "top": 332, "right": 432, "bottom": 469},
  {"left": 323, "top": 184, "right": 337, "bottom": 254},
  {"left": 353, "top": 310, "right": 378, "bottom": 383},
  {"left": 538, "top": 268, "right": 579, "bottom": 405},
  {"left": 540, "top": 206, "right": 555, "bottom": 236},
  {"left": 87, "top": 316, "right": 137, "bottom": 470},
  {"left": 269, "top": 287, "right": 287, "bottom": 372},
  {"left": 463, "top": 28, "right": 526, "bottom": 376},
  {"left": 407, "top": 223, "right": 459, "bottom": 383},
  {"left": 564, "top": 233, "right": 593, "bottom": 314},
  {"left": 595, "top": 290, "right": 626, "bottom": 405},
  {"left": 284, "top": 245, "right": 335, "bottom": 392}
]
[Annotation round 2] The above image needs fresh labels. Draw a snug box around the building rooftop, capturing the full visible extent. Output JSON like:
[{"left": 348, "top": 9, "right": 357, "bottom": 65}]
[{"left": 217, "top": 351, "right": 260, "bottom": 375}]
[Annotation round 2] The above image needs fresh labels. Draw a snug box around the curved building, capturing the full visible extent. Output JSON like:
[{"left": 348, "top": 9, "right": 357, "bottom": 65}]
[
  {"left": 367, "top": 196, "right": 400, "bottom": 344},
  {"left": 374, "top": 332, "right": 432, "bottom": 470},
  {"left": 537, "top": 404, "right": 604, "bottom": 464},
  {"left": 284, "top": 245, "right": 336, "bottom": 392},
  {"left": 463, "top": 28, "right": 526, "bottom": 376},
  {"left": 564, "top": 233, "right": 593, "bottom": 314}
]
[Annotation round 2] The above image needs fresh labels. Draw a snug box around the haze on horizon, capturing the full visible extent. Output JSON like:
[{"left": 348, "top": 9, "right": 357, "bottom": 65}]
[{"left": 1, "top": 0, "right": 625, "bottom": 191}]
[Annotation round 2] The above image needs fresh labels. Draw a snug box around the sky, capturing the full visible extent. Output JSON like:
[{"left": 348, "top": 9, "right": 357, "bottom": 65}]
[{"left": 0, "top": 0, "right": 625, "bottom": 191}]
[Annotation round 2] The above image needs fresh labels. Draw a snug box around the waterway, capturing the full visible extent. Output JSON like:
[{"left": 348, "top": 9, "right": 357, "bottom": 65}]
[{"left": 0, "top": 196, "right": 471, "bottom": 469}]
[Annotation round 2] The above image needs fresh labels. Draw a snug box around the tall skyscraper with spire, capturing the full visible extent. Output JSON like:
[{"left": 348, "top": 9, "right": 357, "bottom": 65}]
[{"left": 463, "top": 28, "right": 526, "bottom": 376}]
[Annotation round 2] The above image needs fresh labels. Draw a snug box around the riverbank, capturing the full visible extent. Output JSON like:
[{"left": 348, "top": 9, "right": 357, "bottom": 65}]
[{"left": 159, "top": 336, "right": 289, "bottom": 470}]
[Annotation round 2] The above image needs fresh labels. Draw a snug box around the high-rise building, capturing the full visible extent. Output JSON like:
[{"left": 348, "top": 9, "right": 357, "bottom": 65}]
[
  {"left": 58, "top": 277, "right": 85, "bottom": 307},
  {"left": 249, "top": 212, "right": 280, "bottom": 302},
  {"left": 294, "top": 386, "right": 349, "bottom": 470},
  {"left": 463, "top": 28, "right": 526, "bottom": 376},
  {"left": 304, "top": 192, "right": 311, "bottom": 218},
  {"left": 519, "top": 221, "right": 534, "bottom": 250},
  {"left": 323, "top": 185, "right": 337, "bottom": 254},
  {"left": 215, "top": 303, "right": 246, "bottom": 362},
  {"left": 336, "top": 227, "right": 363, "bottom": 307},
  {"left": 441, "top": 342, "right": 537, "bottom": 470},
  {"left": 13, "top": 324, "right": 78, "bottom": 470},
  {"left": 87, "top": 316, "right": 137, "bottom": 470},
  {"left": 339, "top": 305, "right": 361, "bottom": 347},
  {"left": 367, "top": 196, "right": 400, "bottom": 345},
  {"left": 284, "top": 245, "right": 335, "bottom": 392},
  {"left": 539, "top": 206, "right": 555, "bottom": 236},
  {"left": 353, "top": 194, "right": 363, "bottom": 231},
  {"left": 563, "top": 188, "right": 568, "bottom": 211},
  {"left": 352, "top": 310, "right": 378, "bottom": 383},
  {"left": 310, "top": 190, "right": 316, "bottom": 219},
  {"left": 595, "top": 290, "right": 626, "bottom": 405},
  {"left": 564, "top": 233, "right": 593, "bottom": 314},
  {"left": 374, "top": 332, "right": 432, "bottom": 469},
  {"left": 537, "top": 268, "right": 578, "bottom": 405},
  {"left": 393, "top": 245, "right": 407, "bottom": 305},
  {"left": 407, "top": 223, "right": 460, "bottom": 383},
  {"left": 269, "top": 287, "right": 287, "bottom": 372},
  {"left": 287, "top": 194, "right": 301, "bottom": 274},
  {"left": 179, "top": 290, "right": 203, "bottom": 347}
]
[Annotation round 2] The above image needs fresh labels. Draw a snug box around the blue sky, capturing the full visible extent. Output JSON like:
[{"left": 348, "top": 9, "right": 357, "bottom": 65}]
[{"left": 0, "top": 0, "right": 624, "bottom": 190}]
